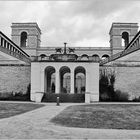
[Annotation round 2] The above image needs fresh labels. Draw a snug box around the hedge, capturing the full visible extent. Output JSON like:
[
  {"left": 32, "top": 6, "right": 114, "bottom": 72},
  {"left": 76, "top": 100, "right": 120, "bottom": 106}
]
[{"left": 42, "top": 93, "right": 85, "bottom": 103}]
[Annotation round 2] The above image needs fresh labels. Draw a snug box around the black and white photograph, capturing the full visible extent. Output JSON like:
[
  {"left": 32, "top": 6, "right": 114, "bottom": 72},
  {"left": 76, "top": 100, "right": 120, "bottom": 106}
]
[{"left": 0, "top": 0, "right": 140, "bottom": 139}]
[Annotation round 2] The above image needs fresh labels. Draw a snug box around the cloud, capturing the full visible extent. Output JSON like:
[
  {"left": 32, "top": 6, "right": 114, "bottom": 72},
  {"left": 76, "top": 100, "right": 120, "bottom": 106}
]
[{"left": 0, "top": 1, "right": 140, "bottom": 47}]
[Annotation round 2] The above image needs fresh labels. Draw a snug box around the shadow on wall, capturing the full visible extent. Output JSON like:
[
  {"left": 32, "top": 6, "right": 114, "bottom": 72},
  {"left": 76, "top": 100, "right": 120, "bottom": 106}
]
[{"left": 99, "top": 69, "right": 130, "bottom": 102}]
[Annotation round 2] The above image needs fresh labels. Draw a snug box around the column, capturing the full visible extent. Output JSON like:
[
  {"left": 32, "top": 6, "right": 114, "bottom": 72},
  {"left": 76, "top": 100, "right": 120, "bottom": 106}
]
[
  {"left": 86, "top": 71, "right": 90, "bottom": 93},
  {"left": 55, "top": 68, "right": 60, "bottom": 94},
  {"left": 70, "top": 68, "right": 74, "bottom": 94},
  {"left": 5, "top": 42, "right": 9, "bottom": 49},
  {"left": 31, "top": 63, "right": 41, "bottom": 101},
  {"left": 85, "top": 70, "right": 90, "bottom": 103}
]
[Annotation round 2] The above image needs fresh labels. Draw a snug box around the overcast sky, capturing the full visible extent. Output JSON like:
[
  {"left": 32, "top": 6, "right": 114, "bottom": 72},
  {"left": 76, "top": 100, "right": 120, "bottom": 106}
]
[{"left": 0, "top": 0, "right": 140, "bottom": 47}]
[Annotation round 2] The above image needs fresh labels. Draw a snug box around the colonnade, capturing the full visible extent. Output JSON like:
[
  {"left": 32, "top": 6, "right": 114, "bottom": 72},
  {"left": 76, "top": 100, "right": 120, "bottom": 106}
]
[
  {"left": 31, "top": 62, "right": 99, "bottom": 103},
  {"left": 45, "top": 66, "right": 87, "bottom": 94}
]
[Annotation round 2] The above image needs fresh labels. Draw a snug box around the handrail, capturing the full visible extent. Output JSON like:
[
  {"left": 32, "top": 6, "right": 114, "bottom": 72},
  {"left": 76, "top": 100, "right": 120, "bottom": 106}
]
[
  {"left": 0, "top": 31, "right": 31, "bottom": 64},
  {"left": 100, "top": 31, "right": 140, "bottom": 65}
]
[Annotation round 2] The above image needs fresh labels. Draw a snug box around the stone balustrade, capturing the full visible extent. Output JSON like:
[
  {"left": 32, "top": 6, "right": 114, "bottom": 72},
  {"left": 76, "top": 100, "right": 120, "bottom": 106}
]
[
  {"left": 0, "top": 31, "right": 30, "bottom": 63},
  {"left": 100, "top": 31, "right": 140, "bottom": 65},
  {"left": 30, "top": 55, "right": 101, "bottom": 62}
]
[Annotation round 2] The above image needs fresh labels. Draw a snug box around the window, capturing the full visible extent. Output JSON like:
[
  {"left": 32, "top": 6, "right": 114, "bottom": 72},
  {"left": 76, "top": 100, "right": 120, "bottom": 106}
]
[
  {"left": 20, "top": 32, "right": 28, "bottom": 47},
  {"left": 122, "top": 32, "right": 129, "bottom": 48}
]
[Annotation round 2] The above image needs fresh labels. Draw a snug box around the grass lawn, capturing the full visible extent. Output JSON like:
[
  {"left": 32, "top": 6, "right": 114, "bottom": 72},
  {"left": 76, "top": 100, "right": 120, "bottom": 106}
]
[
  {"left": 51, "top": 104, "right": 140, "bottom": 130},
  {"left": 0, "top": 102, "right": 44, "bottom": 119}
]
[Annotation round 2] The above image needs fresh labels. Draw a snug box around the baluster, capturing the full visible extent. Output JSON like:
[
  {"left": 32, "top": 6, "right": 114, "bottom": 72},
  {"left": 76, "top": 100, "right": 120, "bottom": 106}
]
[{"left": 0, "top": 36, "right": 1, "bottom": 46}]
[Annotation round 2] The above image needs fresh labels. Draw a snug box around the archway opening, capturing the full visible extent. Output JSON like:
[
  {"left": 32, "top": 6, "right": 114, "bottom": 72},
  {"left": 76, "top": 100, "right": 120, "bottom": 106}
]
[
  {"left": 74, "top": 66, "right": 86, "bottom": 94},
  {"left": 101, "top": 54, "right": 109, "bottom": 60},
  {"left": 92, "top": 54, "right": 100, "bottom": 61},
  {"left": 45, "top": 66, "right": 55, "bottom": 93},
  {"left": 122, "top": 32, "right": 129, "bottom": 48},
  {"left": 40, "top": 54, "right": 47, "bottom": 60},
  {"left": 60, "top": 66, "right": 71, "bottom": 93},
  {"left": 20, "top": 32, "right": 28, "bottom": 47},
  {"left": 81, "top": 54, "right": 89, "bottom": 60}
]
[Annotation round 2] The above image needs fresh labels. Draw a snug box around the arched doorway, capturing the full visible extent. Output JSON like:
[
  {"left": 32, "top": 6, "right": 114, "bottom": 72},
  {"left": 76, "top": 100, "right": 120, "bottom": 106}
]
[
  {"left": 60, "top": 66, "right": 71, "bottom": 93},
  {"left": 74, "top": 66, "right": 86, "bottom": 94},
  {"left": 20, "top": 32, "right": 28, "bottom": 47},
  {"left": 45, "top": 66, "right": 55, "bottom": 93}
]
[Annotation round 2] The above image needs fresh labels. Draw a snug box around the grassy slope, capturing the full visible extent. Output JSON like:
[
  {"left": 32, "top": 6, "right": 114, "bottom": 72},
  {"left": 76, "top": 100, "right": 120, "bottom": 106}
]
[{"left": 51, "top": 104, "right": 140, "bottom": 130}]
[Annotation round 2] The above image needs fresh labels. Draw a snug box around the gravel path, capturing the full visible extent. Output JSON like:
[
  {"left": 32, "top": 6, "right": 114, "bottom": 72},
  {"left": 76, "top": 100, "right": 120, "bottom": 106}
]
[{"left": 0, "top": 102, "right": 140, "bottom": 139}]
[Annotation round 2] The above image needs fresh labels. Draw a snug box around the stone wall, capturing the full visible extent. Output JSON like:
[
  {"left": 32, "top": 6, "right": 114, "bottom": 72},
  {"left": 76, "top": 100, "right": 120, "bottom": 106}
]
[
  {"left": 0, "top": 65, "right": 31, "bottom": 95},
  {"left": 100, "top": 66, "right": 140, "bottom": 100}
]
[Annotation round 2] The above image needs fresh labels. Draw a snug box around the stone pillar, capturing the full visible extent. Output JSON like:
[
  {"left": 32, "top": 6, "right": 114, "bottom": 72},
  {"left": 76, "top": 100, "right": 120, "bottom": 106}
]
[
  {"left": 31, "top": 63, "right": 41, "bottom": 101},
  {"left": 86, "top": 71, "right": 90, "bottom": 93},
  {"left": 85, "top": 71, "right": 90, "bottom": 103},
  {"left": 6, "top": 42, "right": 8, "bottom": 49},
  {"left": 55, "top": 69, "right": 60, "bottom": 94},
  {"left": 70, "top": 68, "right": 75, "bottom": 94},
  {"left": 89, "top": 63, "right": 99, "bottom": 102}
]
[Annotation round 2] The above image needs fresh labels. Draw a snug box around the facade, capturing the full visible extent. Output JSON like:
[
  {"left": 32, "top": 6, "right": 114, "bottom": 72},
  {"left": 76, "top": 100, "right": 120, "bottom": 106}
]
[{"left": 0, "top": 22, "right": 140, "bottom": 102}]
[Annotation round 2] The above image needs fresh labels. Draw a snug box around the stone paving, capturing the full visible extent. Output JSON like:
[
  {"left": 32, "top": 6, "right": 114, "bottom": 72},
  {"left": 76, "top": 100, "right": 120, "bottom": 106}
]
[{"left": 0, "top": 102, "right": 140, "bottom": 139}]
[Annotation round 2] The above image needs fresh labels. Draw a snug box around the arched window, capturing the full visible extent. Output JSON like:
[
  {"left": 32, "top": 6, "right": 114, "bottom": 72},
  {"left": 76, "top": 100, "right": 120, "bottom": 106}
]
[
  {"left": 122, "top": 32, "right": 129, "bottom": 48},
  {"left": 92, "top": 54, "right": 100, "bottom": 61},
  {"left": 101, "top": 54, "right": 109, "bottom": 60},
  {"left": 20, "top": 32, "right": 28, "bottom": 47},
  {"left": 40, "top": 54, "right": 46, "bottom": 60},
  {"left": 81, "top": 54, "right": 89, "bottom": 60}
]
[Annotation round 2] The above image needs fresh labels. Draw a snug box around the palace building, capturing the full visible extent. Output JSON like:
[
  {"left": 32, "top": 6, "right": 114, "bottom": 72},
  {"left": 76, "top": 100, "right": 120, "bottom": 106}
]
[{"left": 0, "top": 22, "right": 140, "bottom": 102}]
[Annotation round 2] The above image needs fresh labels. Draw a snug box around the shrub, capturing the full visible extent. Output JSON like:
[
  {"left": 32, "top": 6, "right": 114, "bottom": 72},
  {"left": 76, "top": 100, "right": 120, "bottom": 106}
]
[
  {"left": 132, "top": 96, "right": 140, "bottom": 102},
  {"left": 42, "top": 93, "right": 85, "bottom": 103},
  {"left": 113, "top": 90, "right": 129, "bottom": 102},
  {"left": 99, "top": 69, "right": 129, "bottom": 102},
  {"left": 26, "top": 83, "right": 31, "bottom": 100}
]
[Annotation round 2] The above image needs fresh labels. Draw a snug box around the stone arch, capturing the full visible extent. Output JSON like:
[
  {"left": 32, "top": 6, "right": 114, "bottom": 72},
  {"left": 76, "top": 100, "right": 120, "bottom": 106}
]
[
  {"left": 74, "top": 66, "right": 86, "bottom": 94},
  {"left": 44, "top": 66, "right": 56, "bottom": 93},
  {"left": 40, "top": 54, "right": 47, "bottom": 60},
  {"left": 101, "top": 54, "right": 109, "bottom": 60},
  {"left": 122, "top": 31, "right": 129, "bottom": 48},
  {"left": 20, "top": 31, "right": 28, "bottom": 47},
  {"left": 92, "top": 54, "right": 100, "bottom": 61},
  {"left": 60, "top": 66, "right": 71, "bottom": 93},
  {"left": 81, "top": 54, "right": 89, "bottom": 60}
]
